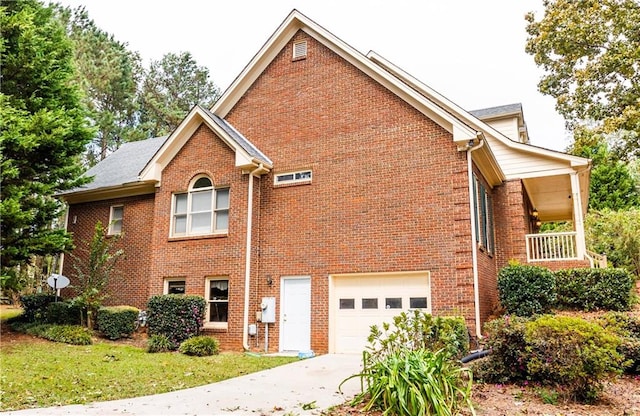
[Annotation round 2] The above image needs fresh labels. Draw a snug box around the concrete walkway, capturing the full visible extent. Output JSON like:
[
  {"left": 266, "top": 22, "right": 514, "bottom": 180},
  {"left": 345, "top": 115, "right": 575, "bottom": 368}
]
[{"left": 2, "top": 354, "right": 364, "bottom": 416}]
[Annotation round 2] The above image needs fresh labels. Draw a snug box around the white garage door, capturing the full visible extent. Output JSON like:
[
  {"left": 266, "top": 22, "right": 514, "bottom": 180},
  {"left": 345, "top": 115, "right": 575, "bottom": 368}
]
[{"left": 330, "top": 271, "right": 431, "bottom": 354}]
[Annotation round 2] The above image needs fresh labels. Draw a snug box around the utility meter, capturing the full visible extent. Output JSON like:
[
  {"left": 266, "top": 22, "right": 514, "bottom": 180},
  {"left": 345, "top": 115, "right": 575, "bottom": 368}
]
[{"left": 260, "top": 297, "right": 276, "bottom": 323}]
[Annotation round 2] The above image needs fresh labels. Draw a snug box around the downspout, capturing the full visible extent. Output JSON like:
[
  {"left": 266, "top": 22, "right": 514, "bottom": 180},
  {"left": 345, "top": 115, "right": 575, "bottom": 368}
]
[
  {"left": 466, "top": 136, "right": 484, "bottom": 339},
  {"left": 243, "top": 164, "right": 264, "bottom": 351}
]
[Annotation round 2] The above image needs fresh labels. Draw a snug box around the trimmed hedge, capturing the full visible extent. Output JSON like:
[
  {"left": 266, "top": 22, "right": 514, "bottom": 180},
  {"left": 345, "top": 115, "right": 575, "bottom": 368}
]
[
  {"left": 19, "top": 293, "right": 57, "bottom": 322},
  {"left": 146, "top": 295, "right": 206, "bottom": 350},
  {"left": 597, "top": 312, "right": 640, "bottom": 374},
  {"left": 555, "top": 268, "right": 635, "bottom": 311},
  {"left": 45, "top": 301, "right": 82, "bottom": 325},
  {"left": 498, "top": 264, "right": 556, "bottom": 317},
  {"left": 97, "top": 306, "right": 139, "bottom": 340}
]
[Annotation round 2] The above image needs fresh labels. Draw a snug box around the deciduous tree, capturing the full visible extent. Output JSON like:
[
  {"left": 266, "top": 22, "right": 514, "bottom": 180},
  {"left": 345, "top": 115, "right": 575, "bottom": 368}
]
[{"left": 525, "top": 0, "right": 640, "bottom": 159}]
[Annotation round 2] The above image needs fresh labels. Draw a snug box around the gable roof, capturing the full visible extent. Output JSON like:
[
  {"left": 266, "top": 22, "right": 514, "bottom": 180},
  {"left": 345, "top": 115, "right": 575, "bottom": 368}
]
[
  {"left": 470, "top": 103, "right": 523, "bottom": 119},
  {"left": 139, "top": 105, "right": 272, "bottom": 183}
]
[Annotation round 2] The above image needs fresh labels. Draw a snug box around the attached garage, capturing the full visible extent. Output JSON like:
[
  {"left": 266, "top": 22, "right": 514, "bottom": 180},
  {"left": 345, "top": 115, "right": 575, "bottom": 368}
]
[{"left": 329, "top": 271, "right": 431, "bottom": 353}]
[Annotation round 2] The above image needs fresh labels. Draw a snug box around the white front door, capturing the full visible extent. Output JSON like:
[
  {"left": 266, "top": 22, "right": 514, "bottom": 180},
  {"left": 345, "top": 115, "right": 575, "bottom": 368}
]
[{"left": 280, "top": 276, "right": 311, "bottom": 352}]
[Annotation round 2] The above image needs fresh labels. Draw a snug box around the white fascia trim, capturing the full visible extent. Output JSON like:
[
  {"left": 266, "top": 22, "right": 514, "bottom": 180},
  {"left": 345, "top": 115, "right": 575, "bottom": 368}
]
[
  {"left": 368, "top": 52, "right": 591, "bottom": 169},
  {"left": 211, "top": 10, "right": 477, "bottom": 143},
  {"left": 139, "top": 106, "right": 262, "bottom": 183}
]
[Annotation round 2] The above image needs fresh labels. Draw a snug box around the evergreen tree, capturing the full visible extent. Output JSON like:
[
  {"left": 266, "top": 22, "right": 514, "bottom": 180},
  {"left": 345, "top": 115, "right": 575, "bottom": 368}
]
[
  {"left": 139, "top": 51, "right": 221, "bottom": 137},
  {"left": 0, "top": 0, "right": 93, "bottom": 270},
  {"left": 55, "top": 5, "right": 145, "bottom": 164}
]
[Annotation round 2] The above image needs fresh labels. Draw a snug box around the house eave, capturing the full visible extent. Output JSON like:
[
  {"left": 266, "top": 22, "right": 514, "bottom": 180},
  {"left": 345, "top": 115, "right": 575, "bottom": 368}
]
[{"left": 59, "top": 181, "right": 157, "bottom": 205}]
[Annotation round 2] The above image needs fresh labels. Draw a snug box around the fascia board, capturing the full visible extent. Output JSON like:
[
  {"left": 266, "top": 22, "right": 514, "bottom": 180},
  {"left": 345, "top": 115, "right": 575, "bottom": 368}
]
[
  {"left": 368, "top": 52, "right": 591, "bottom": 170},
  {"left": 60, "top": 182, "right": 156, "bottom": 204},
  {"left": 139, "top": 107, "right": 256, "bottom": 183}
]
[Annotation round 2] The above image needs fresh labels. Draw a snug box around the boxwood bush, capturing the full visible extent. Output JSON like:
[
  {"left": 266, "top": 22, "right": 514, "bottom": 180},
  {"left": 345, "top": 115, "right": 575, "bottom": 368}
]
[
  {"left": 597, "top": 312, "right": 640, "bottom": 374},
  {"left": 19, "top": 293, "right": 57, "bottom": 322},
  {"left": 146, "top": 295, "right": 206, "bottom": 350},
  {"left": 475, "top": 315, "right": 625, "bottom": 402},
  {"left": 497, "top": 264, "right": 556, "bottom": 317},
  {"left": 555, "top": 268, "right": 635, "bottom": 311},
  {"left": 179, "top": 335, "right": 220, "bottom": 356},
  {"left": 45, "top": 301, "right": 82, "bottom": 325},
  {"left": 97, "top": 306, "right": 139, "bottom": 340}
]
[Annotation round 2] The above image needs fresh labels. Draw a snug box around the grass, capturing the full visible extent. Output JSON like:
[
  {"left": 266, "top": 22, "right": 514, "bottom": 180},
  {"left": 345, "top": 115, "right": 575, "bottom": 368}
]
[
  {"left": 0, "top": 309, "right": 297, "bottom": 411},
  {"left": 0, "top": 307, "right": 23, "bottom": 321}
]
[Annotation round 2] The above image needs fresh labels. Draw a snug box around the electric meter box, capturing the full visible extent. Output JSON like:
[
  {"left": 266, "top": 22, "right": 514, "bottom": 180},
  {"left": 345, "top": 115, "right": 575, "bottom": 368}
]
[{"left": 260, "top": 297, "right": 276, "bottom": 323}]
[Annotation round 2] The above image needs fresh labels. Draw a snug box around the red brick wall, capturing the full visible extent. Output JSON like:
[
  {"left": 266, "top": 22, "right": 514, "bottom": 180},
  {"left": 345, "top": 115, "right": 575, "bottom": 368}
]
[
  {"left": 147, "top": 124, "right": 253, "bottom": 350},
  {"left": 63, "top": 194, "right": 154, "bottom": 309},
  {"left": 225, "top": 31, "right": 475, "bottom": 352},
  {"left": 494, "top": 179, "right": 529, "bottom": 268}
]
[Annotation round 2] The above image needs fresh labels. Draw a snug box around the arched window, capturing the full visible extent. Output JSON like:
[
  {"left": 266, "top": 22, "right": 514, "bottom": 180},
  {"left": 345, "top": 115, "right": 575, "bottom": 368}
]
[{"left": 172, "top": 176, "right": 229, "bottom": 236}]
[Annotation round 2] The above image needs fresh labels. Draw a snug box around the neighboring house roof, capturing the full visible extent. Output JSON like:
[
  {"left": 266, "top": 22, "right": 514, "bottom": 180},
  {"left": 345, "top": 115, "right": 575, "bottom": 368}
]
[{"left": 470, "top": 103, "right": 523, "bottom": 119}]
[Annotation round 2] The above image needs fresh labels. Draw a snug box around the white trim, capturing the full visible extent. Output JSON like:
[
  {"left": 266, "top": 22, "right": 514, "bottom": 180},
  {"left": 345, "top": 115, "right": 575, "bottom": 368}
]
[
  {"left": 274, "top": 169, "right": 312, "bottom": 185},
  {"left": 204, "top": 276, "right": 229, "bottom": 330},
  {"left": 108, "top": 205, "right": 123, "bottom": 235}
]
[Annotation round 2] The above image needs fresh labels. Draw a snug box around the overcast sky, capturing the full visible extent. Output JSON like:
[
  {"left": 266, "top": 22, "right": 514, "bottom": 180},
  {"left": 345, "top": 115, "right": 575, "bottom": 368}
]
[{"left": 54, "top": 0, "right": 571, "bottom": 151}]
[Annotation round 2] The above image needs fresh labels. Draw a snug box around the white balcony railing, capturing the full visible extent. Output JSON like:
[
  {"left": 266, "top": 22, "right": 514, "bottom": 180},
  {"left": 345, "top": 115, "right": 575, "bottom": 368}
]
[{"left": 526, "top": 232, "right": 579, "bottom": 262}]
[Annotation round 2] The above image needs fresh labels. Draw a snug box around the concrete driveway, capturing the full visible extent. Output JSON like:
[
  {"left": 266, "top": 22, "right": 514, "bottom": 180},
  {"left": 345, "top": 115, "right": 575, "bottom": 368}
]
[{"left": 2, "top": 354, "right": 364, "bottom": 416}]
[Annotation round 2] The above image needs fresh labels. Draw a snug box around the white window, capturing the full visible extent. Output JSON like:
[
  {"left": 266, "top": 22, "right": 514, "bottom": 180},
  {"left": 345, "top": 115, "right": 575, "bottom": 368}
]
[
  {"left": 108, "top": 205, "right": 123, "bottom": 235},
  {"left": 205, "top": 278, "right": 228, "bottom": 329},
  {"left": 274, "top": 170, "right": 312, "bottom": 186},
  {"left": 171, "top": 176, "right": 229, "bottom": 237},
  {"left": 473, "top": 175, "right": 495, "bottom": 254},
  {"left": 163, "top": 278, "right": 186, "bottom": 295}
]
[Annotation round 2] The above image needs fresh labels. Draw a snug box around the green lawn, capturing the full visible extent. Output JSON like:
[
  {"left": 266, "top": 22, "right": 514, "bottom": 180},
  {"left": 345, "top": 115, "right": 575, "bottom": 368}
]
[{"left": 0, "top": 314, "right": 297, "bottom": 411}]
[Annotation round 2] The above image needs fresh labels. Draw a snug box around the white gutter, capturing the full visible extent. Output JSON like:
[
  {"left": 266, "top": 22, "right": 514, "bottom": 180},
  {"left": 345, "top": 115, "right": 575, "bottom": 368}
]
[
  {"left": 466, "top": 136, "right": 484, "bottom": 339},
  {"left": 242, "top": 164, "right": 265, "bottom": 350}
]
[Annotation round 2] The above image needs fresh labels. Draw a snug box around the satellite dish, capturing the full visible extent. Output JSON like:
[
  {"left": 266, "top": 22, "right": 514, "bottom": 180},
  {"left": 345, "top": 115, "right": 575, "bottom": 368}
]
[{"left": 48, "top": 274, "right": 70, "bottom": 289}]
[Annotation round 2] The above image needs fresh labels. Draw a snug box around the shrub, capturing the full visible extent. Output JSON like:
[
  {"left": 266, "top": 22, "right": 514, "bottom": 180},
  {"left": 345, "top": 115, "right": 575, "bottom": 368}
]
[
  {"left": 472, "top": 316, "right": 530, "bottom": 383},
  {"left": 45, "top": 301, "right": 82, "bottom": 325},
  {"left": 597, "top": 312, "right": 640, "bottom": 374},
  {"left": 497, "top": 264, "right": 556, "bottom": 317},
  {"left": 147, "top": 334, "right": 173, "bottom": 353},
  {"left": 179, "top": 335, "right": 219, "bottom": 356},
  {"left": 555, "top": 268, "right": 635, "bottom": 311},
  {"left": 11, "top": 322, "right": 92, "bottom": 345},
  {"left": 19, "top": 293, "right": 57, "bottom": 322},
  {"left": 146, "top": 295, "right": 206, "bottom": 349},
  {"left": 343, "top": 349, "right": 474, "bottom": 416},
  {"left": 365, "top": 310, "right": 470, "bottom": 362},
  {"left": 525, "top": 315, "right": 624, "bottom": 402},
  {"left": 97, "top": 306, "right": 139, "bottom": 340}
]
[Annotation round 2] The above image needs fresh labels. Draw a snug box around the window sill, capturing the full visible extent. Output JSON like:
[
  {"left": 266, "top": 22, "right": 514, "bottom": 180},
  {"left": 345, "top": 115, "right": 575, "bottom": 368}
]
[
  {"left": 168, "top": 233, "right": 227, "bottom": 242},
  {"left": 203, "top": 323, "right": 228, "bottom": 332}
]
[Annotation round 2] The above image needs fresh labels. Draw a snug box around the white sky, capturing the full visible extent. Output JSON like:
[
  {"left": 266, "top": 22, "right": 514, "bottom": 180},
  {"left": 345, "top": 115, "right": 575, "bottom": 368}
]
[{"left": 53, "top": 0, "right": 571, "bottom": 151}]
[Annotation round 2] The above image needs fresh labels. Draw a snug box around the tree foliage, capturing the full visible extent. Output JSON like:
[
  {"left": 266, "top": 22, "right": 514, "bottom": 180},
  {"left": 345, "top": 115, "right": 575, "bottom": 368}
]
[
  {"left": 586, "top": 208, "right": 640, "bottom": 279},
  {"left": 139, "top": 51, "right": 221, "bottom": 137},
  {"left": 0, "top": 0, "right": 93, "bottom": 270},
  {"left": 71, "top": 221, "right": 124, "bottom": 328},
  {"left": 569, "top": 127, "right": 640, "bottom": 210},
  {"left": 525, "top": 0, "right": 640, "bottom": 159},
  {"left": 56, "top": 6, "right": 145, "bottom": 164}
]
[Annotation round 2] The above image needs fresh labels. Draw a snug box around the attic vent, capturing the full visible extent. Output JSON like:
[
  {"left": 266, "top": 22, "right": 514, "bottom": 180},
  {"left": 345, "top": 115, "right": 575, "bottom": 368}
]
[{"left": 292, "top": 41, "right": 307, "bottom": 60}]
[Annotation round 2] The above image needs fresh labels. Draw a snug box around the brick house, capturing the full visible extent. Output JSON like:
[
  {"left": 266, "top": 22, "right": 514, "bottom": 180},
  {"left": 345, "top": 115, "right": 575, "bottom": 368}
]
[{"left": 59, "top": 10, "right": 593, "bottom": 354}]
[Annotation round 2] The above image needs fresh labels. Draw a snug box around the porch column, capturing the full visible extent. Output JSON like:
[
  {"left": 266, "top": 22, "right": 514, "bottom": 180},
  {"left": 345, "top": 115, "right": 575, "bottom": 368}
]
[{"left": 570, "top": 172, "right": 586, "bottom": 259}]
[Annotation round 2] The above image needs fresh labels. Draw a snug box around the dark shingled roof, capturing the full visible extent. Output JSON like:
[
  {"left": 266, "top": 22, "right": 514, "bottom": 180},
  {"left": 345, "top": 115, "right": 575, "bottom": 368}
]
[
  {"left": 63, "top": 136, "right": 167, "bottom": 194},
  {"left": 470, "top": 103, "right": 522, "bottom": 119}
]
